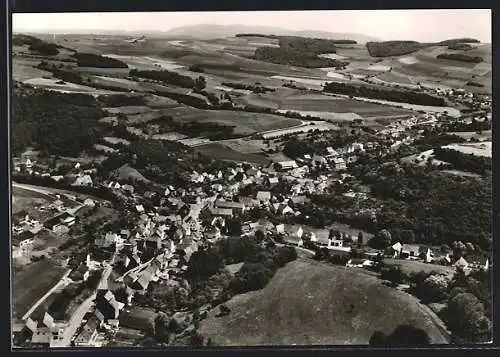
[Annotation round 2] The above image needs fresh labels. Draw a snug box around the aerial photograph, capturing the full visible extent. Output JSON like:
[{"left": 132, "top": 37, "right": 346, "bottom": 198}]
[{"left": 10, "top": 9, "right": 492, "bottom": 348}]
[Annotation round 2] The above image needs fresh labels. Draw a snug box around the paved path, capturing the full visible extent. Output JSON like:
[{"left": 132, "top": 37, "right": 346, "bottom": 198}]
[
  {"left": 22, "top": 269, "right": 72, "bottom": 321},
  {"left": 57, "top": 293, "right": 96, "bottom": 347},
  {"left": 12, "top": 182, "right": 81, "bottom": 206}
]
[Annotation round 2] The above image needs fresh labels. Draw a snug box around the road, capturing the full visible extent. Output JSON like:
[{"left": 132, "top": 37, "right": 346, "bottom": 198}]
[
  {"left": 12, "top": 182, "right": 82, "bottom": 207},
  {"left": 55, "top": 262, "right": 113, "bottom": 347},
  {"left": 22, "top": 269, "right": 72, "bottom": 321},
  {"left": 56, "top": 292, "right": 96, "bottom": 347},
  {"left": 115, "top": 257, "right": 154, "bottom": 282}
]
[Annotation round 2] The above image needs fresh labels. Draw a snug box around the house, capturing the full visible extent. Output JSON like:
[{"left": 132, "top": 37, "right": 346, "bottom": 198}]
[
  {"left": 122, "top": 184, "right": 134, "bottom": 194},
  {"left": 390, "top": 242, "right": 403, "bottom": 258},
  {"left": 246, "top": 168, "right": 262, "bottom": 178},
  {"left": 277, "top": 160, "right": 299, "bottom": 171},
  {"left": 209, "top": 207, "right": 233, "bottom": 219},
  {"left": 239, "top": 197, "right": 261, "bottom": 208},
  {"left": 285, "top": 225, "right": 303, "bottom": 240},
  {"left": 283, "top": 234, "right": 303, "bottom": 247},
  {"left": 312, "top": 154, "right": 328, "bottom": 165},
  {"left": 401, "top": 244, "right": 421, "bottom": 259},
  {"left": 17, "top": 230, "right": 35, "bottom": 248},
  {"left": 349, "top": 143, "right": 365, "bottom": 153},
  {"left": 289, "top": 195, "right": 310, "bottom": 206},
  {"left": 256, "top": 191, "right": 272, "bottom": 203},
  {"left": 424, "top": 248, "right": 434, "bottom": 263},
  {"left": 346, "top": 259, "right": 373, "bottom": 268},
  {"left": 277, "top": 204, "right": 294, "bottom": 216},
  {"left": 308, "top": 229, "right": 330, "bottom": 246},
  {"left": 73, "top": 315, "right": 101, "bottom": 347},
  {"left": 84, "top": 198, "right": 95, "bottom": 207},
  {"left": 267, "top": 176, "right": 280, "bottom": 187},
  {"left": 95, "top": 290, "right": 124, "bottom": 321},
  {"left": 135, "top": 205, "right": 145, "bottom": 213},
  {"left": 30, "top": 327, "right": 51, "bottom": 347},
  {"left": 453, "top": 257, "right": 469, "bottom": 270},
  {"left": 330, "top": 239, "right": 344, "bottom": 248},
  {"left": 275, "top": 224, "right": 285, "bottom": 234},
  {"left": 332, "top": 158, "right": 347, "bottom": 170},
  {"left": 325, "top": 147, "right": 339, "bottom": 157},
  {"left": 72, "top": 175, "right": 93, "bottom": 187},
  {"left": 215, "top": 200, "right": 246, "bottom": 215}
]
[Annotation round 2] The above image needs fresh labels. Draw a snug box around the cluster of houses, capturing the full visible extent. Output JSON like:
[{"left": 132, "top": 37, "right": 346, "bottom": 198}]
[
  {"left": 388, "top": 241, "right": 490, "bottom": 274},
  {"left": 13, "top": 157, "right": 95, "bottom": 188}
]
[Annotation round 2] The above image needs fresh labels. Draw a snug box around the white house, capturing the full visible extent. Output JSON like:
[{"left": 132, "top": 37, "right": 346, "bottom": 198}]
[
  {"left": 136, "top": 205, "right": 145, "bottom": 213},
  {"left": 332, "top": 158, "right": 347, "bottom": 170},
  {"left": 84, "top": 199, "right": 95, "bottom": 207},
  {"left": 256, "top": 191, "right": 272, "bottom": 203},
  {"left": 277, "top": 160, "right": 299, "bottom": 171},
  {"left": 275, "top": 224, "right": 285, "bottom": 234},
  {"left": 453, "top": 257, "right": 469, "bottom": 270},
  {"left": 72, "top": 175, "right": 93, "bottom": 187}
]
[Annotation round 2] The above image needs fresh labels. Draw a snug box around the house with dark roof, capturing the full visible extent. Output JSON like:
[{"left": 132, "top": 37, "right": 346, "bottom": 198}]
[
  {"left": 95, "top": 290, "right": 124, "bottom": 321},
  {"left": 215, "top": 200, "right": 246, "bottom": 215},
  {"left": 74, "top": 315, "right": 101, "bottom": 347},
  {"left": 400, "top": 244, "right": 422, "bottom": 259}
]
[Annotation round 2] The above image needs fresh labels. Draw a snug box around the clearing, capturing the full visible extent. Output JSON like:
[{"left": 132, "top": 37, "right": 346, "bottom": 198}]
[
  {"left": 195, "top": 143, "right": 271, "bottom": 165},
  {"left": 198, "top": 259, "right": 449, "bottom": 345},
  {"left": 384, "top": 258, "right": 455, "bottom": 277},
  {"left": 442, "top": 142, "right": 492, "bottom": 157},
  {"left": 12, "top": 259, "right": 67, "bottom": 320}
]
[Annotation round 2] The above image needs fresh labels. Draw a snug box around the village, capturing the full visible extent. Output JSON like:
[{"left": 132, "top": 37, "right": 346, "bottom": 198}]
[{"left": 11, "top": 90, "right": 491, "bottom": 347}]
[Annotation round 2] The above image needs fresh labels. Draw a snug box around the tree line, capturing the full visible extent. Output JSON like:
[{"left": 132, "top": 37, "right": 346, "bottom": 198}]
[
  {"left": 437, "top": 53, "right": 484, "bottom": 63},
  {"left": 323, "top": 81, "right": 447, "bottom": 106}
]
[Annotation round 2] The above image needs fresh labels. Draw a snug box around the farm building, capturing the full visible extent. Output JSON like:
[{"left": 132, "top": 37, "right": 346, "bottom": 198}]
[{"left": 276, "top": 160, "right": 299, "bottom": 171}]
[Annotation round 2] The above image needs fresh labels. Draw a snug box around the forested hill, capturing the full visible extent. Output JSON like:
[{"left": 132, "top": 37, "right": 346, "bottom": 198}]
[
  {"left": 11, "top": 82, "right": 104, "bottom": 156},
  {"left": 366, "top": 38, "right": 481, "bottom": 57}
]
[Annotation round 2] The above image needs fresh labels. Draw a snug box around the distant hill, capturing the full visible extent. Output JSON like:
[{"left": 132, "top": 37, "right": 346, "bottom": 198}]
[{"left": 162, "top": 24, "right": 379, "bottom": 43}]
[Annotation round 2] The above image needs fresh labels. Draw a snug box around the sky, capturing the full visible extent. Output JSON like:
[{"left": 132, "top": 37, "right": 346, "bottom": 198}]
[{"left": 12, "top": 9, "right": 491, "bottom": 43}]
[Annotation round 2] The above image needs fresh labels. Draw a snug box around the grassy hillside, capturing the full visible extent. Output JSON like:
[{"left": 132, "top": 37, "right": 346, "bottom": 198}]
[{"left": 198, "top": 259, "right": 449, "bottom": 345}]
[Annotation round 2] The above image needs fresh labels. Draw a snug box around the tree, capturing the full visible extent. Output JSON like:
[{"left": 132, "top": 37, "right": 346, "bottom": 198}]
[
  {"left": 154, "top": 312, "right": 170, "bottom": 343},
  {"left": 357, "top": 231, "right": 364, "bottom": 245},
  {"left": 400, "top": 230, "right": 415, "bottom": 244},
  {"left": 419, "top": 274, "right": 450, "bottom": 303},
  {"left": 387, "top": 325, "right": 430, "bottom": 345},
  {"left": 381, "top": 265, "right": 406, "bottom": 285},
  {"left": 369, "top": 331, "right": 387, "bottom": 345},
  {"left": 234, "top": 171, "right": 244, "bottom": 182},
  {"left": 369, "top": 229, "right": 392, "bottom": 249},
  {"left": 194, "top": 76, "right": 206, "bottom": 91},
  {"left": 441, "top": 292, "right": 492, "bottom": 343},
  {"left": 226, "top": 218, "right": 243, "bottom": 237},
  {"left": 255, "top": 230, "right": 265, "bottom": 242}
]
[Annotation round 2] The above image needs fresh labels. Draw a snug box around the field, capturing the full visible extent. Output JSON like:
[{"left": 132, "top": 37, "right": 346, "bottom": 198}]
[
  {"left": 195, "top": 143, "right": 271, "bottom": 165},
  {"left": 12, "top": 259, "right": 67, "bottom": 320},
  {"left": 167, "top": 106, "right": 301, "bottom": 135},
  {"left": 442, "top": 142, "right": 492, "bottom": 157},
  {"left": 12, "top": 185, "right": 57, "bottom": 221},
  {"left": 113, "top": 164, "right": 150, "bottom": 183},
  {"left": 198, "top": 259, "right": 449, "bottom": 345},
  {"left": 12, "top": 187, "right": 51, "bottom": 213},
  {"left": 238, "top": 89, "right": 416, "bottom": 119},
  {"left": 384, "top": 259, "right": 456, "bottom": 277},
  {"left": 447, "top": 130, "right": 492, "bottom": 141}
]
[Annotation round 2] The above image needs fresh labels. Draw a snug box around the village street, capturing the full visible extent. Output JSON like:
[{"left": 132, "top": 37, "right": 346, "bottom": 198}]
[{"left": 58, "top": 292, "right": 96, "bottom": 347}]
